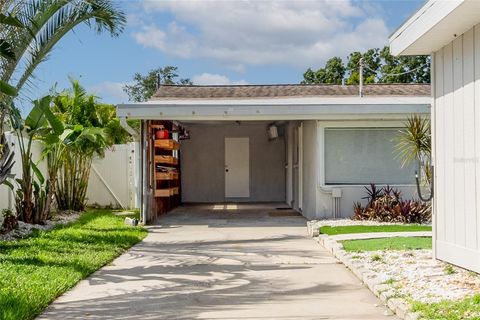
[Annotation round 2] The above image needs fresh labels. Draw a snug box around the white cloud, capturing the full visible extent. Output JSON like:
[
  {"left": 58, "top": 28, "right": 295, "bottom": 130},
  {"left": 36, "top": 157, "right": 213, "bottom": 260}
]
[
  {"left": 134, "top": 0, "right": 389, "bottom": 69},
  {"left": 89, "top": 81, "right": 130, "bottom": 103},
  {"left": 191, "top": 73, "right": 249, "bottom": 85}
]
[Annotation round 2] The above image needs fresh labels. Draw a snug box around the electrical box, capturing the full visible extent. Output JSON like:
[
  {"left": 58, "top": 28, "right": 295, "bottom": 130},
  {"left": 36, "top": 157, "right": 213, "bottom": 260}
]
[{"left": 331, "top": 188, "right": 342, "bottom": 198}]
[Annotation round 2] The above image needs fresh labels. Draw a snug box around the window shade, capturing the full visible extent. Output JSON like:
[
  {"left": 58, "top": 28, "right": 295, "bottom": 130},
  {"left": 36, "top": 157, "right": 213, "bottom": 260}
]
[{"left": 324, "top": 128, "right": 415, "bottom": 185}]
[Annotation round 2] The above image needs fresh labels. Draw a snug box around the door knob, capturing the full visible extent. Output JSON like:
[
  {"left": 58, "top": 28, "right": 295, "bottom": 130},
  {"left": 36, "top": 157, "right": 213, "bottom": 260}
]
[{"left": 226, "top": 169, "right": 229, "bottom": 172}]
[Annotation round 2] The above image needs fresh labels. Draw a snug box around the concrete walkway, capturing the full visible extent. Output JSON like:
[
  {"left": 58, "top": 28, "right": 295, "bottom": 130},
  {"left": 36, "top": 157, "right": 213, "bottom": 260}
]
[{"left": 39, "top": 204, "right": 397, "bottom": 320}]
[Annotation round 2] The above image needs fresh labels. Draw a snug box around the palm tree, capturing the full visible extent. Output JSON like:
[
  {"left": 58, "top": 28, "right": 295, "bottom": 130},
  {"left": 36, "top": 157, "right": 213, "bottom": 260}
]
[
  {"left": 1, "top": 0, "right": 126, "bottom": 93},
  {"left": 0, "top": 0, "right": 125, "bottom": 185},
  {"left": 395, "top": 115, "right": 432, "bottom": 200},
  {"left": 395, "top": 115, "right": 431, "bottom": 180}
]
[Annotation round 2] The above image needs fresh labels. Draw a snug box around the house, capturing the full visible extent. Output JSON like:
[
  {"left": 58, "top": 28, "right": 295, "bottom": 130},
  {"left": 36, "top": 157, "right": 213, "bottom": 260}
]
[
  {"left": 117, "top": 84, "right": 430, "bottom": 223},
  {"left": 390, "top": 0, "right": 480, "bottom": 273}
]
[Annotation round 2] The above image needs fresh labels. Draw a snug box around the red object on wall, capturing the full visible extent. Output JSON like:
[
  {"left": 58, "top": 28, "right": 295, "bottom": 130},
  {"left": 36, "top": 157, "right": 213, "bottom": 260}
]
[{"left": 155, "top": 129, "right": 169, "bottom": 139}]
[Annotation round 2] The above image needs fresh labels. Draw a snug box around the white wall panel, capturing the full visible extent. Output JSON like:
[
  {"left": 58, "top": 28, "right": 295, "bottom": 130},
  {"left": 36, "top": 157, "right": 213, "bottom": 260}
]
[
  {"left": 463, "top": 28, "right": 477, "bottom": 250},
  {"left": 0, "top": 138, "right": 139, "bottom": 213},
  {"left": 434, "top": 23, "right": 480, "bottom": 272},
  {"left": 434, "top": 49, "right": 446, "bottom": 242}
]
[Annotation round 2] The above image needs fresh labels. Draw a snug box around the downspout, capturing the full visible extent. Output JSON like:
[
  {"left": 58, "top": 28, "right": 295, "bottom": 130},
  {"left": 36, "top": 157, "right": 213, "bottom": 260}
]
[{"left": 119, "top": 117, "right": 139, "bottom": 139}]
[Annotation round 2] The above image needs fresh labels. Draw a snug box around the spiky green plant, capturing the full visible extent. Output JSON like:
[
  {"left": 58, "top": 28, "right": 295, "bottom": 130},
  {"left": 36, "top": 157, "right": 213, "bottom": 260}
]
[{"left": 395, "top": 115, "right": 432, "bottom": 184}]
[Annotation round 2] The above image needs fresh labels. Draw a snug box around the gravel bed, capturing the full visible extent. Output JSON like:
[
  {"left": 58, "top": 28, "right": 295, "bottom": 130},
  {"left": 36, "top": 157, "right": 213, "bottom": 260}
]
[
  {"left": 346, "top": 249, "right": 480, "bottom": 304},
  {"left": 0, "top": 211, "right": 81, "bottom": 241}
]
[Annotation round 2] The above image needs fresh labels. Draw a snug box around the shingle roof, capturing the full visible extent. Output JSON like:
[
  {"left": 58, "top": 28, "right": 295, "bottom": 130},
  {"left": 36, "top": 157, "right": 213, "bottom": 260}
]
[{"left": 151, "top": 84, "right": 431, "bottom": 100}]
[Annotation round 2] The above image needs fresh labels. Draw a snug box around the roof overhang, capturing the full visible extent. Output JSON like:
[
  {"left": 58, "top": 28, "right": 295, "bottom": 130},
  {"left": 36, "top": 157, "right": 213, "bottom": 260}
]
[
  {"left": 390, "top": 0, "right": 480, "bottom": 56},
  {"left": 117, "top": 97, "right": 431, "bottom": 121}
]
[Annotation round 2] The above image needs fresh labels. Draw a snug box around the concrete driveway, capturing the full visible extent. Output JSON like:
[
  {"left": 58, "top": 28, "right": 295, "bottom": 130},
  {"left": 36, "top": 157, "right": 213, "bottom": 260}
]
[{"left": 39, "top": 204, "right": 396, "bottom": 320}]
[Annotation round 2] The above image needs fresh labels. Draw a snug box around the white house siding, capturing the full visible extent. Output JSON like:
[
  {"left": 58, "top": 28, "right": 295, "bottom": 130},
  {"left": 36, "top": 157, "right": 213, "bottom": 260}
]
[{"left": 433, "top": 24, "right": 480, "bottom": 272}]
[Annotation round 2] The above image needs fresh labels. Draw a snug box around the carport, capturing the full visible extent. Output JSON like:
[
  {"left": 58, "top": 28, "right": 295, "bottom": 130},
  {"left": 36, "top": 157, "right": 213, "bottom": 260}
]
[{"left": 117, "top": 84, "right": 430, "bottom": 224}]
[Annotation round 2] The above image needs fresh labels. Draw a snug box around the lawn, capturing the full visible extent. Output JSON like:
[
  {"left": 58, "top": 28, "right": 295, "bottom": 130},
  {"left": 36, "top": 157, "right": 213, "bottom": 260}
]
[
  {"left": 411, "top": 294, "right": 480, "bottom": 320},
  {"left": 0, "top": 210, "right": 147, "bottom": 320},
  {"left": 342, "top": 236, "right": 432, "bottom": 252},
  {"left": 320, "top": 224, "right": 432, "bottom": 236}
]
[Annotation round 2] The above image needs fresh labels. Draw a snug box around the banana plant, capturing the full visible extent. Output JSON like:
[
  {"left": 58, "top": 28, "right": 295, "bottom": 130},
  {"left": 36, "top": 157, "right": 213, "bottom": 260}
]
[
  {"left": 0, "top": 12, "right": 23, "bottom": 185},
  {"left": 0, "top": 133, "right": 14, "bottom": 185},
  {"left": 6, "top": 95, "right": 64, "bottom": 223}
]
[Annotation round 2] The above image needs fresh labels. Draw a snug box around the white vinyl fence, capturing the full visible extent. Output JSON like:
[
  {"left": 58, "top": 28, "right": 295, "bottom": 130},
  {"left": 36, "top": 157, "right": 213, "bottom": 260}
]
[{"left": 0, "top": 132, "right": 140, "bottom": 212}]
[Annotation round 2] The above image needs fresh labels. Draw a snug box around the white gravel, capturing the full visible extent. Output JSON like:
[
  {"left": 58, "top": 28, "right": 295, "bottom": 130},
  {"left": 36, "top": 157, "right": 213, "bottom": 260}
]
[
  {"left": 0, "top": 211, "right": 81, "bottom": 241},
  {"left": 346, "top": 249, "right": 480, "bottom": 304}
]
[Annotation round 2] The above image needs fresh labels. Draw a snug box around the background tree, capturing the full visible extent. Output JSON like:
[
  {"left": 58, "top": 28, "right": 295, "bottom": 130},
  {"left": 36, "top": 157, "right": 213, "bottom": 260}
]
[
  {"left": 378, "top": 47, "right": 430, "bottom": 83},
  {"left": 123, "top": 66, "right": 192, "bottom": 102},
  {"left": 302, "top": 46, "right": 430, "bottom": 85},
  {"left": 301, "top": 57, "right": 345, "bottom": 84},
  {"left": 346, "top": 49, "right": 381, "bottom": 84}
]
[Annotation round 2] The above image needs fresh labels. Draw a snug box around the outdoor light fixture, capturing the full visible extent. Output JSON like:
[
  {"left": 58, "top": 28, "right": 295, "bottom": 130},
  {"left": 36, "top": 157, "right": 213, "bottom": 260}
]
[{"left": 267, "top": 124, "right": 278, "bottom": 140}]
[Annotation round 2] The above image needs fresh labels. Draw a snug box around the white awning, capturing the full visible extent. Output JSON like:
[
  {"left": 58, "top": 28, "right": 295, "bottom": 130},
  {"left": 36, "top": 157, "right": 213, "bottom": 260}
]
[
  {"left": 390, "top": 0, "right": 480, "bottom": 56},
  {"left": 117, "top": 96, "right": 431, "bottom": 121}
]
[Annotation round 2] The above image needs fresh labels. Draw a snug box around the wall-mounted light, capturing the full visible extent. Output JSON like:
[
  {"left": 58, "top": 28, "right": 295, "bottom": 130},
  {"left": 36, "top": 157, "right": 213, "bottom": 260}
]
[{"left": 267, "top": 125, "right": 278, "bottom": 140}]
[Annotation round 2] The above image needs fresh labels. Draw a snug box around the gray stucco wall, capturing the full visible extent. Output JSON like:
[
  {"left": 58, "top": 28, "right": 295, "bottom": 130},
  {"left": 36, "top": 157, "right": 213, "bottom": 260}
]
[{"left": 180, "top": 122, "right": 286, "bottom": 203}]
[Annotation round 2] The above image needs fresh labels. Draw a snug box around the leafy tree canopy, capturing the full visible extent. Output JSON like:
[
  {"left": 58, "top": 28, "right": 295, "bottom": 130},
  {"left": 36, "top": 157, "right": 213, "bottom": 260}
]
[
  {"left": 123, "top": 66, "right": 192, "bottom": 102},
  {"left": 301, "top": 46, "right": 430, "bottom": 85},
  {"left": 52, "top": 79, "right": 131, "bottom": 147}
]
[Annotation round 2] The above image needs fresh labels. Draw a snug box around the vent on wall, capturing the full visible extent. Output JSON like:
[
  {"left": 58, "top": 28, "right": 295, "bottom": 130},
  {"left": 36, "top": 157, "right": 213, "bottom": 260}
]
[{"left": 331, "top": 188, "right": 342, "bottom": 218}]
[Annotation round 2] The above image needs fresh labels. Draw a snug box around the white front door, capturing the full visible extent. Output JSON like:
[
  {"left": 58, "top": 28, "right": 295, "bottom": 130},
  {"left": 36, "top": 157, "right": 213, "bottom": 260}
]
[{"left": 225, "top": 137, "right": 250, "bottom": 198}]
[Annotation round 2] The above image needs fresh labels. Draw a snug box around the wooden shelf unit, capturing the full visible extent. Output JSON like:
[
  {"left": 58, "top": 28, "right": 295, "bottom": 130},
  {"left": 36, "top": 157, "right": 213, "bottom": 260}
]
[
  {"left": 154, "top": 139, "right": 180, "bottom": 150},
  {"left": 154, "top": 155, "right": 178, "bottom": 165},
  {"left": 155, "top": 172, "right": 179, "bottom": 180},
  {"left": 147, "top": 121, "right": 181, "bottom": 218}
]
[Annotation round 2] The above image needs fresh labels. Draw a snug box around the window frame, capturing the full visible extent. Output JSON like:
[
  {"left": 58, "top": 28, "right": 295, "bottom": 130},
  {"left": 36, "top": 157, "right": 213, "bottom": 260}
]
[{"left": 317, "top": 120, "right": 417, "bottom": 188}]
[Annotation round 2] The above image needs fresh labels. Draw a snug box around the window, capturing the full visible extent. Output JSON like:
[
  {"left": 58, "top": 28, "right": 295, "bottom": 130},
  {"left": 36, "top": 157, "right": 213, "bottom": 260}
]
[{"left": 324, "top": 128, "right": 415, "bottom": 185}]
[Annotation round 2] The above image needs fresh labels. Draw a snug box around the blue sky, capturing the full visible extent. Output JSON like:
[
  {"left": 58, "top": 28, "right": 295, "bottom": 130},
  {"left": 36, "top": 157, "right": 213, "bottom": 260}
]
[{"left": 21, "top": 0, "right": 424, "bottom": 110}]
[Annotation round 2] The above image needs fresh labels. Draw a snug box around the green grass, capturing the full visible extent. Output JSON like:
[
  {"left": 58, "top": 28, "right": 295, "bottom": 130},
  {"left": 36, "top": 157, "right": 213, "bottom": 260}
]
[
  {"left": 444, "top": 265, "right": 457, "bottom": 275},
  {"left": 0, "top": 210, "right": 147, "bottom": 320},
  {"left": 342, "top": 237, "right": 432, "bottom": 252},
  {"left": 383, "top": 278, "right": 397, "bottom": 285},
  {"left": 319, "top": 224, "right": 432, "bottom": 236},
  {"left": 371, "top": 253, "right": 383, "bottom": 262},
  {"left": 411, "top": 295, "right": 480, "bottom": 320}
]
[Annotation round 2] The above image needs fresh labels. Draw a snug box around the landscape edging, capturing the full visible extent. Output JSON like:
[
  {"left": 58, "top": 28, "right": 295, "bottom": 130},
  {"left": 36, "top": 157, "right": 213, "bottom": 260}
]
[{"left": 315, "top": 234, "right": 421, "bottom": 320}]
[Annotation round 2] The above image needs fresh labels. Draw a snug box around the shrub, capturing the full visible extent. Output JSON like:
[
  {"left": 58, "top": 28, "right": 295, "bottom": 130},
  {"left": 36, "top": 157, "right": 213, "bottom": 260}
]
[
  {"left": 1, "top": 209, "right": 17, "bottom": 233},
  {"left": 352, "top": 184, "right": 431, "bottom": 223}
]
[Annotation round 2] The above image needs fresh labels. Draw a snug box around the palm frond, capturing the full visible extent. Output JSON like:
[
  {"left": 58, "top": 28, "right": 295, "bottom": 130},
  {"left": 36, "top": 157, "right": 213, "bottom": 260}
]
[
  {"left": 394, "top": 115, "right": 431, "bottom": 168},
  {"left": 1, "top": 0, "right": 125, "bottom": 93}
]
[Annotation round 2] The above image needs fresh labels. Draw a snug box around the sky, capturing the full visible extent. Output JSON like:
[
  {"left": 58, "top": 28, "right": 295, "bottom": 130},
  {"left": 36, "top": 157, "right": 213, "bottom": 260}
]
[{"left": 21, "top": 0, "right": 425, "bottom": 110}]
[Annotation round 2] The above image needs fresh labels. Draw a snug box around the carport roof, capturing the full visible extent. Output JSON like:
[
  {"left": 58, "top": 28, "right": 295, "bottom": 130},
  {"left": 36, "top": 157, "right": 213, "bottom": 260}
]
[
  {"left": 117, "top": 83, "right": 431, "bottom": 121},
  {"left": 151, "top": 84, "right": 431, "bottom": 100}
]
